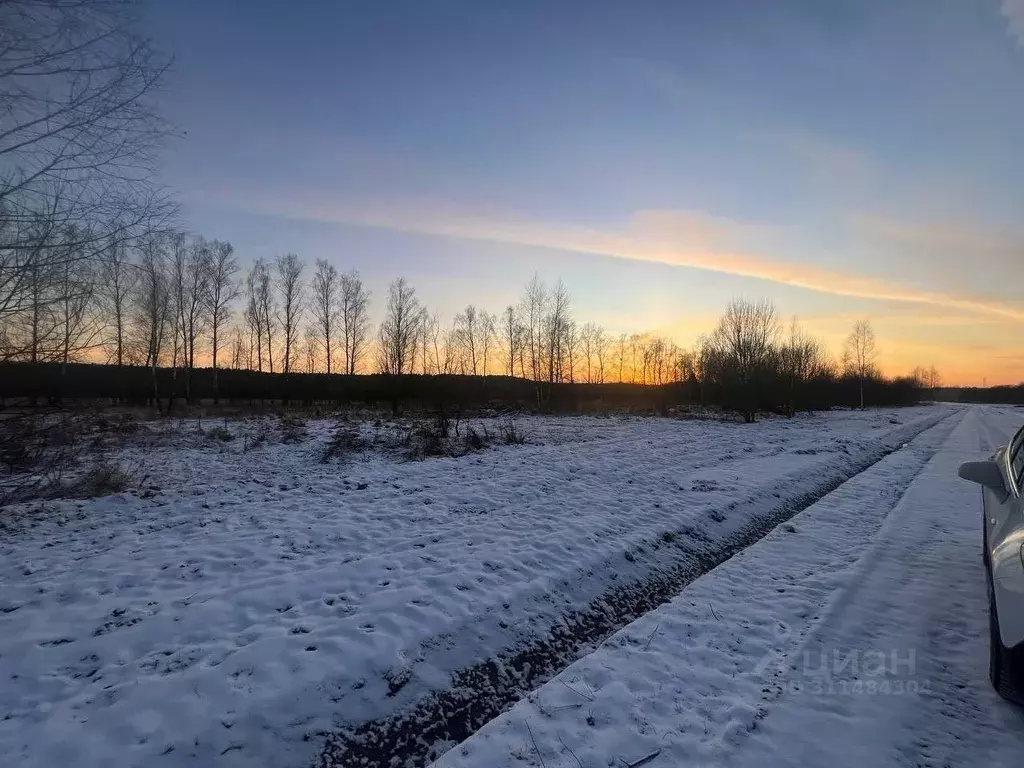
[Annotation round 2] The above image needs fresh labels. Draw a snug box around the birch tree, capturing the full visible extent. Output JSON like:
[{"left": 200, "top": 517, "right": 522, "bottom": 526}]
[
  {"left": 521, "top": 274, "right": 547, "bottom": 382},
  {"left": 339, "top": 269, "right": 370, "bottom": 375},
  {"left": 132, "top": 234, "right": 171, "bottom": 407},
  {"left": 311, "top": 259, "right": 339, "bottom": 373},
  {"left": 500, "top": 305, "right": 522, "bottom": 378},
  {"left": 245, "top": 259, "right": 274, "bottom": 372},
  {"left": 843, "top": 319, "right": 878, "bottom": 409},
  {"left": 377, "top": 277, "right": 421, "bottom": 375},
  {"left": 205, "top": 240, "right": 239, "bottom": 401},
  {"left": 170, "top": 234, "right": 210, "bottom": 402},
  {"left": 96, "top": 240, "right": 137, "bottom": 366},
  {"left": 275, "top": 253, "right": 305, "bottom": 374},
  {"left": 545, "top": 279, "right": 571, "bottom": 383}
]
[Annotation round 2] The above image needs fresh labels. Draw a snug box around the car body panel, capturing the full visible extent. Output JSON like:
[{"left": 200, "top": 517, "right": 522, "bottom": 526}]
[
  {"left": 993, "top": 568, "right": 1024, "bottom": 649},
  {"left": 978, "top": 437, "right": 1024, "bottom": 649}
]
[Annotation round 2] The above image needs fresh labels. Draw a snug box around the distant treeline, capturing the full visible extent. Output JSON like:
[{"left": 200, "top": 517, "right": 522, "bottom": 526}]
[
  {"left": 934, "top": 386, "right": 1024, "bottom": 406},
  {"left": 0, "top": 361, "right": 925, "bottom": 416}
]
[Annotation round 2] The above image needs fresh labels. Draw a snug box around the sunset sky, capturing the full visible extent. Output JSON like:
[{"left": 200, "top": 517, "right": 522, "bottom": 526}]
[{"left": 148, "top": 0, "right": 1024, "bottom": 385}]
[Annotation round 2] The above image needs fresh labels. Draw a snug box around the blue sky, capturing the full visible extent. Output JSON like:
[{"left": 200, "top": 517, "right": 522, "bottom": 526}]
[{"left": 147, "top": 0, "right": 1024, "bottom": 384}]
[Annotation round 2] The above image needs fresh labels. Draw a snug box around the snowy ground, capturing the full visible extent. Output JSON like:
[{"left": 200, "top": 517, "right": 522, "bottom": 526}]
[
  {"left": 1, "top": 404, "right": 1002, "bottom": 768},
  {"left": 434, "top": 405, "right": 1024, "bottom": 768}
]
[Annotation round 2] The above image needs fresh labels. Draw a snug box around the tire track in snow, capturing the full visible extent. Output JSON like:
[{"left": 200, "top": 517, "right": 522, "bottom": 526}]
[{"left": 318, "top": 409, "right": 960, "bottom": 768}]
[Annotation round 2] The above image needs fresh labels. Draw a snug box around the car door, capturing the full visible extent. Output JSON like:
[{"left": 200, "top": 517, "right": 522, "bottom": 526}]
[
  {"left": 989, "top": 425, "right": 1024, "bottom": 647},
  {"left": 985, "top": 428, "right": 1022, "bottom": 560}
]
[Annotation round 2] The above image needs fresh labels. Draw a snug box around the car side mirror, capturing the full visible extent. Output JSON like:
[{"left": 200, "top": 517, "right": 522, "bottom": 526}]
[{"left": 958, "top": 460, "right": 1009, "bottom": 502}]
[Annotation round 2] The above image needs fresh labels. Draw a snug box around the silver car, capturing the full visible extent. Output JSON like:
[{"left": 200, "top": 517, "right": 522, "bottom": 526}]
[{"left": 960, "top": 424, "right": 1024, "bottom": 703}]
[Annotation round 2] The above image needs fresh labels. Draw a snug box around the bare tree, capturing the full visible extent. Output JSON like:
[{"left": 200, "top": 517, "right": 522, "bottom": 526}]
[
  {"left": 274, "top": 253, "right": 305, "bottom": 374},
  {"left": 339, "top": 269, "right": 370, "bottom": 375},
  {"left": 545, "top": 279, "right": 571, "bottom": 384},
  {"left": 310, "top": 259, "right": 339, "bottom": 374},
  {"left": 416, "top": 310, "right": 432, "bottom": 374},
  {"left": 911, "top": 365, "right": 941, "bottom": 392},
  {"left": 377, "top": 277, "right": 421, "bottom": 375},
  {"left": 205, "top": 240, "right": 239, "bottom": 401},
  {"left": 3, "top": 232, "right": 59, "bottom": 362},
  {"left": 170, "top": 234, "right": 210, "bottom": 402},
  {"left": 132, "top": 233, "right": 171, "bottom": 408},
  {"left": 53, "top": 235, "right": 99, "bottom": 367},
  {"left": 418, "top": 311, "right": 436, "bottom": 374},
  {"left": 579, "top": 322, "right": 596, "bottom": 383},
  {"left": 843, "top": 319, "right": 878, "bottom": 409},
  {"left": 615, "top": 333, "right": 628, "bottom": 382},
  {"left": 593, "top": 324, "right": 608, "bottom": 383},
  {"left": 579, "top": 322, "right": 609, "bottom": 383},
  {"left": 96, "top": 239, "right": 138, "bottom": 366},
  {"left": 440, "top": 327, "right": 458, "bottom": 375},
  {"left": 521, "top": 274, "right": 547, "bottom": 382},
  {"left": 779, "top": 318, "right": 829, "bottom": 416},
  {"left": 563, "top": 320, "right": 579, "bottom": 383},
  {"left": 1, "top": 0, "right": 173, "bottom": 211},
  {"left": 480, "top": 310, "right": 496, "bottom": 377},
  {"left": 303, "top": 324, "right": 318, "bottom": 374},
  {"left": 245, "top": 266, "right": 263, "bottom": 372},
  {"left": 645, "top": 335, "right": 667, "bottom": 384},
  {"left": 0, "top": 0, "right": 176, "bottom": 352},
  {"left": 229, "top": 323, "right": 246, "bottom": 370},
  {"left": 245, "top": 259, "right": 274, "bottom": 372},
  {"left": 705, "top": 298, "right": 780, "bottom": 422},
  {"left": 454, "top": 305, "right": 481, "bottom": 375},
  {"left": 424, "top": 311, "right": 456, "bottom": 375},
  {"left": 500, "top": 305, "right": 522, "bottom": 378}
]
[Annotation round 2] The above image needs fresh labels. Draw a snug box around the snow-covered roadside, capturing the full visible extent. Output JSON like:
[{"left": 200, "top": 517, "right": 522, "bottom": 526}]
[
  {"left": 432, "top": 406, "right": 1024, "bottom": 768},
  {"left": 0, "top": 406, "right": 955, "bottom": 768}
]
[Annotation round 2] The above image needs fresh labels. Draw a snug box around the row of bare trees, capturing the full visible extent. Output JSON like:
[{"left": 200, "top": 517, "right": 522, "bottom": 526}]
[
  {"left": 3, "top": 233, "right": 935, "bottom": 399},
  {"left": 911, "top": 365, "right": 942, "bottom": 391},
  {"left": 6, "top": 231, "right": 246, "bottom": 403},
  {"left": 239, "top": 256, "right": 372, "bottom": 378},
  {"left": 694, "top": 301, "right": 941, "bottom": 419},
  {"left": 1, "top": 241, "right": 942, "bottom": 416}
]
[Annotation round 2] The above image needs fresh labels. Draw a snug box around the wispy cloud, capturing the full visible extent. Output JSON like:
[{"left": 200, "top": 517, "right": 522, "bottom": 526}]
[
  {"left": 218, "top": 188, "right": 1024, "bottom": 322},
  {"left": 767, "top": 129, "right": 876, "bottom": 181},
  {"left": 1003, "top": 0, "right": 1024, "bottom": 45},
  {"left": 849, "top": 213, "right": 1024, "bottom": 298}
]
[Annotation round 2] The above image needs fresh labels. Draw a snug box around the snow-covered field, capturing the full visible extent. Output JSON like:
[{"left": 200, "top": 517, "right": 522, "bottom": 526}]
[
  {"left": 435, "top": 405, "right": 1024, "bottom": 768},
  {"left": 3, "top": 404, "right": 1020, "bottom": 767}
]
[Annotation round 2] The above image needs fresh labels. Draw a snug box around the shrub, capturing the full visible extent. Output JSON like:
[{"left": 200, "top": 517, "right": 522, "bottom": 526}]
[
  {"left": 278, "top": 413, "right": 308, "bottom": 444},
  {"left": 321, "top": 423, "right": 365, "bottom": 462},
  {"left": 463, "top": 425, "right": 487, "bottom": 452},
  {"left": 242, "top": 418, "right": 273, "bottom": 452},
  {"left": 500, "top": 421, "right": 527, "bottom": 445},
  {"left": 64, "top": 461, "right": 134, "bottom": 499},
  {"left": 404, "top": 421, "right": 447, "bottom": 459},
  {"left": 0, "top": 413, "right": 92, "bottom": 504},
  {"left": 206, "top": 426, "right": 234, "bottom": 442}
]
